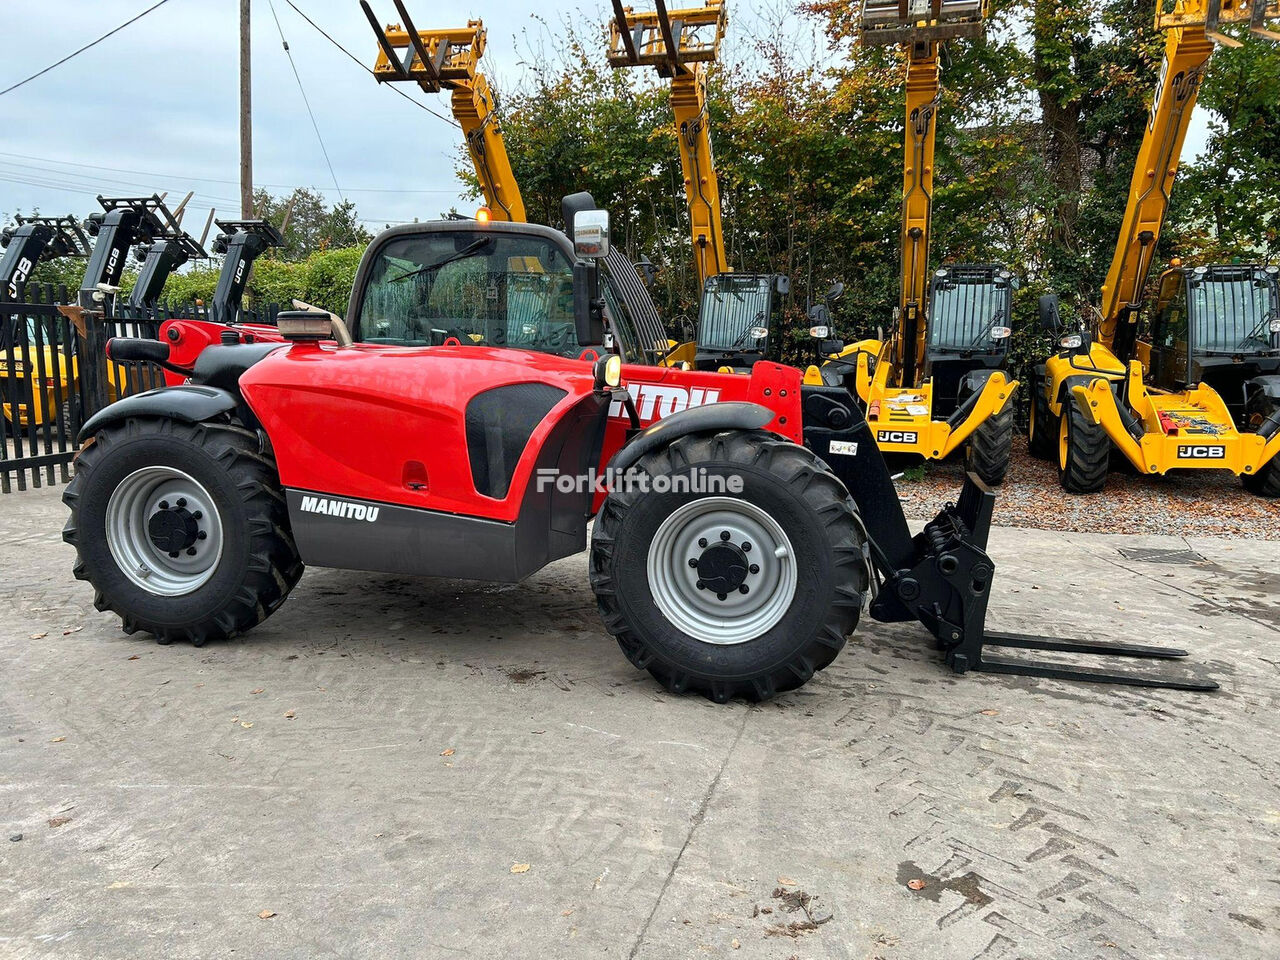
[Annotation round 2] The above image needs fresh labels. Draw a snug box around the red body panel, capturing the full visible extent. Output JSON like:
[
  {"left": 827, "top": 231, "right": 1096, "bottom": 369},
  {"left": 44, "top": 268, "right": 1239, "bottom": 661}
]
[
  {"left": 230, "top": 338, "right": 804, "bottom": 522},
  {"left": 162, "top": 318, "right": 286, "bottom": 385}
]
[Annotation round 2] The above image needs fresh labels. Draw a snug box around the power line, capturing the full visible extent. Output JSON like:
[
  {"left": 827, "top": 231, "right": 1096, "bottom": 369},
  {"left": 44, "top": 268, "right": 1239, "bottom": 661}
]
[
  {"left": 266, "top": 0, "right": 344, "bottom": 203},
  {"left": 280, "top": 0, "right": 460, "bottom": 129},
  {"left": 0, "top": 0, "right": 174, "bottom": 99}
]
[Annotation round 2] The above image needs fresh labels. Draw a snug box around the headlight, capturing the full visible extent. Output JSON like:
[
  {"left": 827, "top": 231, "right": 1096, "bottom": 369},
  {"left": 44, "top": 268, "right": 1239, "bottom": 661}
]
[
  {"left": 809, "top": 325, "right": 830, "bottom": 339},
  {"left": 594, "top": 354, "right": 623, "bottom": 389},
  {"left": 1270, "top": 318, "right": 1280, "bottom": 334},
  {"left": 990, "top": 326, "right": 1012, "bottom": 340},
  {"left": 1060, "top": 333, "right": 1083, "bottom": 349},
  {"left": 748, "top": 326, "right": 769, "bottom": 340}
]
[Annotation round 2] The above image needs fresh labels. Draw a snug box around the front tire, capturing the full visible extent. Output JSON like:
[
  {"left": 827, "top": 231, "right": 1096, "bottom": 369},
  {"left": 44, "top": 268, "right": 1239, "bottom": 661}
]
[
  {"left": 1242, "top": 458, "right": 1280, "bottom": 498},
  {"left": 965, "top": 404, "right": 1014, "bottom": 486},
  {"left": 589, "top": 430, "right": 868, "bottom": 703},
  {"left": 1057, "top": 402, "right": 1109, "bottom": 494},
  {"left": 63, "top": 417, "right": 303, "bottom": 645}
]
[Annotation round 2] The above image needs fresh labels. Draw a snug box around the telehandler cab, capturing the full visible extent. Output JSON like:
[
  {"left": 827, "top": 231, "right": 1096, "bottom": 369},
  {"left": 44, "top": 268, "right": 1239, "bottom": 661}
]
[
  {"left": 1030, "top": 0, "right": 1280, "bottom": 495},
  {"left": 815, "top": 1, "right": 1018, "bottom": 486},
  {"left": 64, "top": 202, "right": 1216, "bottom": 699}
]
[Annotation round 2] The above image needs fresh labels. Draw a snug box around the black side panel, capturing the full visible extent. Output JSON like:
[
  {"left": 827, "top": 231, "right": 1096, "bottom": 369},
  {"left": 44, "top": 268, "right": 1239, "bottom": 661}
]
[
  {"left": 608, "top": 401, "right": 774, "bottom": 472},
  {"left": 466, "top": 383, "right": 567, "bottom": 499},
  {"left": 191, "top": 342, "right": 286, "bottom": 394},
  {"left": 78, "top": 385, "right": 238, "bottom": 443}
]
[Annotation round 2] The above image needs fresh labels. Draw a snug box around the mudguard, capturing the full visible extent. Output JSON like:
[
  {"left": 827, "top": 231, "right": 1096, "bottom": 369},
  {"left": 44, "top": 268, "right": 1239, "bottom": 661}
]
[
  {"left": 607, "top": 401, "right": 775, "bottom": 472},
  {"left": 956, "top": 368, "right": 999, "bottom": 403},
  {"left": 1246, "top": 374, "right": 1280, "bottom": 403},
  {"left": 77, "top": 385, "right": 238, "bottom": 443}
]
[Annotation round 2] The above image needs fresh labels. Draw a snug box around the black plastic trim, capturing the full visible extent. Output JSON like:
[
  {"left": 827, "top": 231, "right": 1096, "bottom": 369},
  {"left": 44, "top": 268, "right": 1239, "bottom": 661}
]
[
  {"left": 606, "top": 401, "right": 775, "bottom": 473},
  {"left": 78, "top": 385, "right": 238, "bottom": 443}
]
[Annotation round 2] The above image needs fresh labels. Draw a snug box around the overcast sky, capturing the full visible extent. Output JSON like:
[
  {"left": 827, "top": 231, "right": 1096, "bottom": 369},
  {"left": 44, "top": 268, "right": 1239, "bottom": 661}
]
[{"left": 0, "top": 1, "right": 1209, "bottom": 237}]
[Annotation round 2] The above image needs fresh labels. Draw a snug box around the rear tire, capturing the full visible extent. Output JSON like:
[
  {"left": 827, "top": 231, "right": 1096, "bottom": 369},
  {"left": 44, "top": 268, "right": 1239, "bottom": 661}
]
[
  {"left": 1242, "top": 458, "right": 1280, "bottom": 498},
  {"left": 63, "top": 417, "right": 304, "bottom": 645},
  {"left": 1027, "top": 381, "right": 1055, "bottom": 460},
  {"left": 1057, "top": 402, "right": 1109, "bottom": 494},
  {"left": 965, "top": 404, "right": 1014, "bottom": 486},
  {"left": 589, "top": 430, "right": 868, "bottom": 703}
]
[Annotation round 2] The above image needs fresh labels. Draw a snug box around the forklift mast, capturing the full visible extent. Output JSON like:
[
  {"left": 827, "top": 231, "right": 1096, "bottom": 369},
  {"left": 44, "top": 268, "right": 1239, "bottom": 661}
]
[
  {"left": 1098, "top": 0, "right": 1279, "bottom": 364},
  {"left": 363, "top": 2, "right": 525, "bottom": 223},
  {"left": 860, "top": 0, "right": 987, "bottom": 389},
  {"left": 79, "top": 196, "right": 184, "bottom": 312},
  {"left": 208, "top": 220, "right": 285, "bottom": 326},
  {"left": 0, "top": 215, "right": 91, "bottom": 299},
  {"left": 127, "top": 193, "right": 206, "bottom": 311},
  {"left": 608, "top": 0, "right": 730, "bottom": 288}
]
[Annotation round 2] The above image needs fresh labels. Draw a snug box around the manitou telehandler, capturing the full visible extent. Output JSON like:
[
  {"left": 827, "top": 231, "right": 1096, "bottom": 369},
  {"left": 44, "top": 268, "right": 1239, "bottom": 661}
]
[
  {"left": 816, "top": 1, "right": 1019, "bottom": 486},
  {"left": 607, "top": 0, "right": 792, "bottom": 372},
  {"left": 63, "top": 198, "right": 1216, "bottom": 700},
  {"left": 1030, "top": 0, "right": 1280, "bottom": 496}
]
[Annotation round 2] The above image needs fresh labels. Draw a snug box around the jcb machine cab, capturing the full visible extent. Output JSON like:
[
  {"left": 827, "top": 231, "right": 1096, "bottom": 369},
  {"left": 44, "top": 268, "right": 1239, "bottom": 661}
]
[
  {"left": 816, "top": 1, "right": 1018, "bottom": 486},
  {"left": 66, "top": 206, "right": 1218, "bottom": 700},
  {"left": 1031, "top": 0, "right": 1280, "bottom": 496},
  {"left": 1146, "top": 264, "right": 1280, "bottom": 443},
  {"left": 691, "top": 273, "right": 790, "bottom": 373}
]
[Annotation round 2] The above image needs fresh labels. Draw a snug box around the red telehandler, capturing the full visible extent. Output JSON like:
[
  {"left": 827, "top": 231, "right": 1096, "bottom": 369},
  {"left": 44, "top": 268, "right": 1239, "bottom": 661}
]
[{"left": 62, "top": 202, "right": 1217, "bottom": 700}]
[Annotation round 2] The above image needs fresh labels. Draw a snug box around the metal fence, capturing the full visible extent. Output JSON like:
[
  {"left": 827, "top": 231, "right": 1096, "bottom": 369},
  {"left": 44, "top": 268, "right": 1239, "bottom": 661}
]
[{"left": 0, "top": 288, "right": 282, "bottom": 493}]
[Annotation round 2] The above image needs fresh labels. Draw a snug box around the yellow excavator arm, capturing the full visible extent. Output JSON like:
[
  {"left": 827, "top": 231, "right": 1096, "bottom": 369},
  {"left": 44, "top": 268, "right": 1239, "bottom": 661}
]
[
  {"left": 608, "top": 0, "right": 729, "bottom": 287},
  {"left": 363, "top": 1, "right": 526, "bottom": 223},
  {"left": 1098, "top": 0, "right": 1279, "bottom": 359}
]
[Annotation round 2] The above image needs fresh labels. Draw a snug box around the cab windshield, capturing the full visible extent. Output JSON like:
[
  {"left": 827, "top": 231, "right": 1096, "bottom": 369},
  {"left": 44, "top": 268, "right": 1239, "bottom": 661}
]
[
  {"left": 929, "top": 276, "right": 1009, "bottom": 351},
  {"left": 356, "top": 232, "right": 582, "bottom": 356},
  {"left": 698, "top": 275, "right": 772, "bottom": 354},
  {"left": 1189, "top": 270, "right": 1279, "bottom": 354}
]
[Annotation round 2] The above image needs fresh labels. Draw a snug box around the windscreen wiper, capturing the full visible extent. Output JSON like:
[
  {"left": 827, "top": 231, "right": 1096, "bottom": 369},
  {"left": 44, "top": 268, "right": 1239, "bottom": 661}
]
[
  {"left": 389, "top": 237, "right": 494, "bottom": 285},
  {"left": 1235, "top": 310, "right": 1278, "bottom": 351}
]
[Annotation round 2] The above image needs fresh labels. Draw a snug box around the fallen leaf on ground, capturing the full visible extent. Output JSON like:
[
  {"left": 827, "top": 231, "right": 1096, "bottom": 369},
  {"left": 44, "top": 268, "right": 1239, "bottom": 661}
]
[
  {"left": 907, "top": 879, "right": 926, "bottom": 891},
  {"left": 240, "top": 721, "right": 253, "bottom": 729},
  {"left": 511, "top": 863, "right": 530, "bottom": 874},
  {"left": 560, "top": 909, "right": 573, "bottom": 917},
  {"left": 776, "top": 876, "right": 796, "bottom": 886},
  {"left": 979, "top": 709, "right": 999, "bottom": 716},
  {"left": 47, "top": 817, "right": 72, "bottom": 828},
  {"left": 283, "top": 710, "right": 296, "bottom": 719},
  {"left": 440, "top": 748, "right": 455, "bottom": 757},
  {"left": 50, "top": 736, "right": 66, "bottom": 743},
  {"left": 251, "top": 688, "right": 265, "bottom": 695},
  {"left": 30, "top": 633, "right": 47, "bottom": 640},
  {"left": 258, "top": 910, "right": 276, "bottom": 920},
  {"left": 63, "top": 627, "right": 82, "bottom": 635},
  {"left": 127, "top": 655, "right": 140, "bottom": 661},
  {"left": 731, "top": 938, "right": 741, "bottom": 949}
]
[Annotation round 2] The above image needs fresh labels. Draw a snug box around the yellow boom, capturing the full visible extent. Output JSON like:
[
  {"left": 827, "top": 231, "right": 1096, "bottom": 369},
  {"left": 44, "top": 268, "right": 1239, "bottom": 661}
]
[{"left": 363, "top": 1, "right": 526, "bottom": 223}]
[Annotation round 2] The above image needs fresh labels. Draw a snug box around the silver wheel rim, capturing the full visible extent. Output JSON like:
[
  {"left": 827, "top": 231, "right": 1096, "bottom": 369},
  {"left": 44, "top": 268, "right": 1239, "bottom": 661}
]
[
  {"left": 646, "top": 496, "right": 798, "bottom": 645},
  {"left": 105, "top": 466, "right": 225, "bottom": 597}
]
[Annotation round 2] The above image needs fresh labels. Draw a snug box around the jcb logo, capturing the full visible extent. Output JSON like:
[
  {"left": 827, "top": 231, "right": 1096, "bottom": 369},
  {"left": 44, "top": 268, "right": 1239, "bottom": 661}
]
[
  {"left": 610, "top": 385, "right": 721, "bottom": 424},
  {"left": 6, "top": 256, "right": 33, "bottom": 298},
  {"left": 1177, "top": 445, "right": 1225, "bottom": 460},
  {"left": 877, "top": 430, "right": 919, "bottom": 444},
  {"left": 234, "top": 260, "right": 247, "bottom": 284}
]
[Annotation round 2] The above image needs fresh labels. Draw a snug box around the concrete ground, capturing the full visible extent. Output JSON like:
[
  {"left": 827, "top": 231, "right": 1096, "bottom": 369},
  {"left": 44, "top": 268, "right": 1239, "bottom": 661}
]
[{"left": 2, "top": 483, "right": 1278, "bottom": 960}]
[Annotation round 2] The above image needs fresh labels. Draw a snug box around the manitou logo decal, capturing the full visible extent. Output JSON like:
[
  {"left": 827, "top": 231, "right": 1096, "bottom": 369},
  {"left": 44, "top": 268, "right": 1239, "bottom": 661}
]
[
  {"left": 610, "top": 385, "right": 721, "bottom": 422},
  {"left": 877, "top": 430, "right": 919, "bottom": 444},
  {"left": 299, "top": 495, "right": 380, "bottom": 522},
  {"left": 1177, "top": 445, "right": 1226, "bottom": 460}
]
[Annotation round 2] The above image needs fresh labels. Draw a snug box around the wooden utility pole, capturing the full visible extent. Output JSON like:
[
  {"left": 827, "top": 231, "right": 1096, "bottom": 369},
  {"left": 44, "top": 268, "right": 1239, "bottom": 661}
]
[{"left": 239, "top": 0, "right": 253, "bottom": 218}]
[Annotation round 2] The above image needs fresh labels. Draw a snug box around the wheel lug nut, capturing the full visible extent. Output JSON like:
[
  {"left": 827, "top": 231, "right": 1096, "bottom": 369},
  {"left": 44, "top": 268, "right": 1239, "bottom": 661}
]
[
  {"left": 688, "top": 558, "right": 699, "bottom": 568},
  {"left": 749, "top": 563, "right": 760, "bottom": 575},
  {"left": 696, "top": 580, "right": 705, "bottom": 590},
  {"left": 158, "top": 500, "right": 169, "bottom": 510},
  {"left": 698, "top": 538, "right": 708, "bottom": 548},
  {"left": 177, "top": 498, "right": 187, "bottom": 508},
  {"left": 741, "top": 542, "right": 751, "bottom": 552},
  {"left": 197, "top": 531, "right": 208, "bottom": 541},
  {"left": 193, "top": 511, "right": 203, "bottom": 520},
  {"left": 739, "top": 584, "right": 749, "bottom": 595},
  {"left": 168, "top": 551, "right": 179, "bottom": 559},
  {"left": 186, "top": 547, "right": 197, "bottom": 556},
  {"left": 720, "top": 530, "right": 731, "bottom": 541},
  {"left": 716, "top": 592, "right": 727, "bottom": 601}
]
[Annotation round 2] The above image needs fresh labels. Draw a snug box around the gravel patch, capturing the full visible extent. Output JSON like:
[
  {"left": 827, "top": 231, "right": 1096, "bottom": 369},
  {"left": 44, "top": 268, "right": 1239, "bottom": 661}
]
[{"left": 897, "top": 436, "right": 1279, "bottom": 540}]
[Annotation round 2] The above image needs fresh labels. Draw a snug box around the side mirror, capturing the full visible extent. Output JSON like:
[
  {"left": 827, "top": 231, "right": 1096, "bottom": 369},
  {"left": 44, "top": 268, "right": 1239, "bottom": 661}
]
[
  {"left": 1038, "top": 295, "right": 1063, "bottom": 335},
  {"left": 573, "top": 261, "right": 605, "bottom": 345},
  {"left": 775, "top": 275, "right": 791, "bottom": 296},
  {"left": 826, "top": 282, "right": 844, "bottom": 303},
  {"left": 573, "top": 210, "right": 610, "bottom": 259}
]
